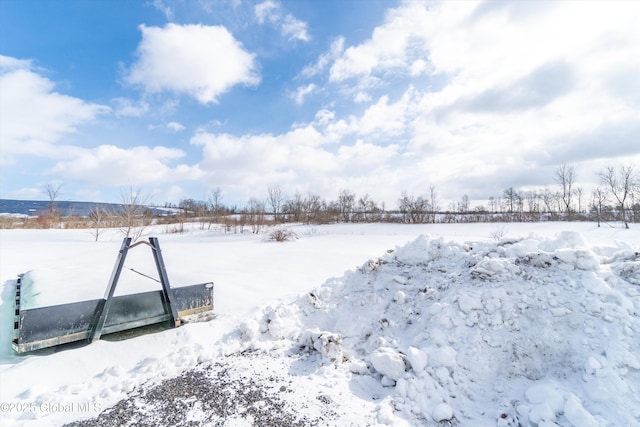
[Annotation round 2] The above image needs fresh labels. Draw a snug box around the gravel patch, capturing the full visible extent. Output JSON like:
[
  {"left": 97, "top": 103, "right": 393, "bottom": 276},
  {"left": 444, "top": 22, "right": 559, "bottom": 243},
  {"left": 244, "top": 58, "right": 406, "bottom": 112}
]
[{"left": 65, "top": 352, "right": 327, "bottom": 427}]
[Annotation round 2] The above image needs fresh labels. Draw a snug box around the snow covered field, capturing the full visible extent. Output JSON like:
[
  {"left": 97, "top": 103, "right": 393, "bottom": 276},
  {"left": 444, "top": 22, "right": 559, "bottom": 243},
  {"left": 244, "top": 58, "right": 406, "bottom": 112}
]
[{"left": 0, "top": 222, "right": 638, "bottom": 426}]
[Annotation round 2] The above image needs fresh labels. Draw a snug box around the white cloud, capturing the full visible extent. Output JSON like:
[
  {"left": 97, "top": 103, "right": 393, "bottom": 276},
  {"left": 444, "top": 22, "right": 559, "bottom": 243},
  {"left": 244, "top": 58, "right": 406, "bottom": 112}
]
[
  {"left": 0, "top": 56, "right": 109, "bottom": 161},
  {"left": 147, "top": 121, "right": 186, "bottom": 132},
  {"left": 6, "top": 2, "right": 639, "bottom": 206},
  {"left": 281, "top": 14, "right": 310, "bottom": 42},
  {"left": 318, "top": 91, "right": 415, "bottom": 140},
  {"left": 409, "top": 59, "right": 428, "bottom": 76},
  {"left": 301, "top": 37, "right": 344, "bottom": 78},
  {"left": 0, "top": 55, "right": 33, "bottom": 71},
  {"left": 112, "top": 97, "right": 149, "bottom": 117},
  {"left": 191, "top": 122, "right": 396, "bottom": 200},
  {"left": 337, "top": 139, "right": 399, "bottom": 169},
  {"left": 305, "top": 0, "right": 640, "bottom": 200},
  {"left": 188, "top": 103, "right": 414, "bottom": 202},
  {"left": 161, "top": 185, "right": 190, "bottom": 204},
  {"left": 329, "top": 1, "right": 430, "bottom": 82},
  {"left": 254, "top": 0, "right": 310, "bottom": 42},
  {"left": 313, "top": 109, "right": 335, "bottom": 126},
  {"left": 356, "top": 93, "right": 412, "bottom": 135},
  {"left": 254, "top": 0, "right": 278, "bottom": 24},
  {"left": 292, "top": 83, "right": 316, "bottom": 105},
  {"left": 4, "top": 186, "right": 47, "bottom": 200},
  {"left": 124, "top": 24, "right": 259, "bottom": 104},
  {"left": 151, "top": 0, "right": 174, "bottom": 20},
  {"left": 353, "top": 92, "right": 372, "bottom": 103},
  {"left": 50, "top": 145, "right": 202, "bottom": 186},
  {"left": 167, "top": 121, "right": 186, "bottom": 132}
]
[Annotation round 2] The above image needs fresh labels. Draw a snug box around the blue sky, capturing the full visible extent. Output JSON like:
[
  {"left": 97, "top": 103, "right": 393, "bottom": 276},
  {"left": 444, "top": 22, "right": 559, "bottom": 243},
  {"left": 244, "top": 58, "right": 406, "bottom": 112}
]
[{"left": 1, "top": 0, "right": 639, "bottom": 207}]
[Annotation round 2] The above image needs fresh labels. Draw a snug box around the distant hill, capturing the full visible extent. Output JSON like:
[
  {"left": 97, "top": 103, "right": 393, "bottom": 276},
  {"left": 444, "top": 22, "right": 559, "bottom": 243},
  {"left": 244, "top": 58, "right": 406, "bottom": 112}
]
[{"left": 0, "top": 199, "right": 169, "bottom": 217}]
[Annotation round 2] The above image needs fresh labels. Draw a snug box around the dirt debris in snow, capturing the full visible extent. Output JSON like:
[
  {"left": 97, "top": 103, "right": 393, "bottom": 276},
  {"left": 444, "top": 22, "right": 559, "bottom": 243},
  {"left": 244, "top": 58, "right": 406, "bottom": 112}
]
[{"left": 64, "top": 351, "right": 329, "bottom": 427}]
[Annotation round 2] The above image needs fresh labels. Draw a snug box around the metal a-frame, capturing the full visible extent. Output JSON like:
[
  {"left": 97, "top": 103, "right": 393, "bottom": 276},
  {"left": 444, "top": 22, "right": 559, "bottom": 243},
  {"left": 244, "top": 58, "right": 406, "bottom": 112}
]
[
  {"left": 12, "top": 237, "right": 214, "bottom": 353},
  {"left": 89, "top": 237, "right": 182, "bottom": 342}
]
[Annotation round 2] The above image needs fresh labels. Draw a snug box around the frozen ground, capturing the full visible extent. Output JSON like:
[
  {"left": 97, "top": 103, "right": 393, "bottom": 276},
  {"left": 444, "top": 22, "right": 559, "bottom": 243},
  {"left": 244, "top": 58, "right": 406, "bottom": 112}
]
[{"left": 0, "top": 222, "right": 638, "bottom": 426}]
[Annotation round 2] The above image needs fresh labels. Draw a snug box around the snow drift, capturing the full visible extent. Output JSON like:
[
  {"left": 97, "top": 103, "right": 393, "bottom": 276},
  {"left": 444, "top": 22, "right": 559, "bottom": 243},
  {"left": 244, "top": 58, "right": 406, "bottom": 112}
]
[{"left": 240, "top": 231, "right": 640, "bottom": 426}]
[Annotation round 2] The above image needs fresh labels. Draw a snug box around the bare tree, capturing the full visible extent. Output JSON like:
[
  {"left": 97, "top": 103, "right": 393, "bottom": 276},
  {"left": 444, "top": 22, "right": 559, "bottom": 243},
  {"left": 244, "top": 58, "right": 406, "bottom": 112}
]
[
  {"left": 246, "top": 198, "right": 266, "bottom": 234},
  {"left": 41, "top": 183, "right": 63, "bottom": 228},
  {"left": 428, "top": 185, "right": 439, "bottom": 223},
  {"left": 89, "top": 205, "right": 111, "bottom": 241},
  {"left": 338, "top": 189, "right": 355, "bottom": 223},
  {"left": 459, "top": 194, "right": 470, "bottom": 214},
  {"left": 207, "top": 187, "right": 224, "bottom": 230},
  {"left": 357, "top": 193, "right": 377, "bottom": 222},
  {"left": 524, "top": 190, "right": 541, "bottom": 221},
  {"left": 416, "top": 194, "right": 430, "bottom": 223},
  {"left": 286, "top": 191, "right": 305, "bottom": 223},
  {"left": 398, "top": 192, "right": 430, "bottom": 224},
  {"left": 541, "top": 187, "right": 556, "bottom": 219},
  {"left": 590, "top": 187, "right": 608, "bottom": 228},
  {"left": 489, "top": 195, "right": 501, "bottom": 214},
  {"left": 304, "top": 193, "right": 325, "bottom": 224},
  {"left": 555, "top": 164, "right": 575, "bottom": 220},
  {"left": 209, "top": 187, "right": 223, "bottom": 211},
  {"left": 574, "top": 186, "right": 584, "bottom": 216},
  {"left": 516, "top": 191, "right": 524, "bottom": 220},
  {"left": 503, "top": 187, "right": 519, "bottom": 217},
  {"left": 598, "top": 164, "right": 637, "bottom": 229},
  {"left": 44, "top": 183, "right": 63, "bottom": 211},
  {"left": 118, "top": 186, "right": 151, "bottom": 241},
  {"left": 398, "top": 192, "right": 413, "bottom": 224},
  {"left": 326, "top": 200, "right": 342, "bottom": 222},
  {"left": 267, "top": 185, "right": 286, "bottom": 223}
]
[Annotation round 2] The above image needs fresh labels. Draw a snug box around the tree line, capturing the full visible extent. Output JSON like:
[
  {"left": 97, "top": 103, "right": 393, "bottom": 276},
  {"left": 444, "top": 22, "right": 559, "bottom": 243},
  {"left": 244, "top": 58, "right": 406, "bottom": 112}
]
[
  {"left": 1, "top": 163, "right": 637, "bottom": 235},
  {"left": 167, "top": 163, "right": 639, "bottom": 230}
]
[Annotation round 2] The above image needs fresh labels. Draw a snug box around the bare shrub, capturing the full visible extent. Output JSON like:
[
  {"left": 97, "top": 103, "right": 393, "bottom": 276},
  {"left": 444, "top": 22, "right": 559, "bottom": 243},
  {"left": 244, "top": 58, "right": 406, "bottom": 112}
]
[
  {"left": 268, "top": 227, "right": 298, "bottom": 242},
  {"left": 0, "top": 215, "right": 23, "bottom": 229},
  {"left": 490, "top": 226, "right": 509, "bottom": 242},
  {"left": 164, "top": 223, "right": 185, "bottom": 234}
]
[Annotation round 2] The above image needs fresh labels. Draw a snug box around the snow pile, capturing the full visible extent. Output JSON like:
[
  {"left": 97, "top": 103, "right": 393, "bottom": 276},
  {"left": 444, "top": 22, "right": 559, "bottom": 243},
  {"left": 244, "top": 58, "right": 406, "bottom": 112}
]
[{"left": 243, "top": 231, "right": 640, "bottom": 426}]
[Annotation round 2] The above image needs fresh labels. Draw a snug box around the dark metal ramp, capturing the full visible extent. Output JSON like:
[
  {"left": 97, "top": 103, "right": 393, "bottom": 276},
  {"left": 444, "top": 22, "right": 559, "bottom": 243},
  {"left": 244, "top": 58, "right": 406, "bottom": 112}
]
[{"left": 12, "top": 237, "right": 214, "bottom": 354}]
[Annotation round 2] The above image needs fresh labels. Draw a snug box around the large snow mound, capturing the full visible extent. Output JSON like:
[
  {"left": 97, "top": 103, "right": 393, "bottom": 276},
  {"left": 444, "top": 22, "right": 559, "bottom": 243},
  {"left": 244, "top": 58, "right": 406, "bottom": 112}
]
[{"left": 243, "top": 232, "right": 640, "bottom": 426}]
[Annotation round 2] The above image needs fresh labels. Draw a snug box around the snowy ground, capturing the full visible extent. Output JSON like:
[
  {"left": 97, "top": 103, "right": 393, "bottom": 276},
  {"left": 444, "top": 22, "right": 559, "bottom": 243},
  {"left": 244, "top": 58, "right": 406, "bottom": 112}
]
[{"left": 0, "top": 222, "right": 638, "bottom": 426}]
